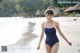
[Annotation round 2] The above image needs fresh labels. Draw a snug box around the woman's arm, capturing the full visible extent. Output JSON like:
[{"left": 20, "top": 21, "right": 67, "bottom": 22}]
[
  {"left": 56, "top": 22, "right": 72, "bottom": 46},
  {"left": 37, "top": 22, "right": 45, "bottom": 50}
]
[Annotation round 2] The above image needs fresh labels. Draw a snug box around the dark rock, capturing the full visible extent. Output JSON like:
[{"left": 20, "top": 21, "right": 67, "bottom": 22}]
[{"left": 74, "top": 19, "right": 77, "bottom": 21}]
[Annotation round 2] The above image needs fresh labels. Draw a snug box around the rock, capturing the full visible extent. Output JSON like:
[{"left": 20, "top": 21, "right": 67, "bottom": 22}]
[{"left": 74, "top": 19, "right": 77, "bottom": 21}]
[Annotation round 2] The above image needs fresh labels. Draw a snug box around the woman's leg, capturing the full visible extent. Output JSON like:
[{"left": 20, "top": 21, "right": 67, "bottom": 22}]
[
  {"left": 45, "top": 44, "right": 51, "bottom": 53},
  {"left": 51, "top": 42, "right": 59, "bottom": 53}
]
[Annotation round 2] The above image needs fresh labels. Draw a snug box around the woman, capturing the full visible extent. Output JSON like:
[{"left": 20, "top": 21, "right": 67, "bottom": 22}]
[{"left": 37, "top": 9, "right": 72, "bottom": 53}]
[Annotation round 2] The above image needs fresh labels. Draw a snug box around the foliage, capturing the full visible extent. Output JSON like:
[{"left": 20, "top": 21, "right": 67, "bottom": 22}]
[{"left": 0, "top": 0, "right": 80, "bottom": 17}]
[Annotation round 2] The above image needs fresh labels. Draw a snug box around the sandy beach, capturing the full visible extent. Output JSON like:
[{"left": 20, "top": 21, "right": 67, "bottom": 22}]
[{"left": 0, "top": 17, "right": 80, "bottom": 53}]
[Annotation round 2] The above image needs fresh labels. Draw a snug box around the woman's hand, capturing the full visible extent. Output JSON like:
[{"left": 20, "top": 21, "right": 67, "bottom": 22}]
[
  {"left": 37, "top": 44, "right": 40, "bottom": 50},
  {"left": 67, "top": 41, "right": 72, "bottom": 46}
]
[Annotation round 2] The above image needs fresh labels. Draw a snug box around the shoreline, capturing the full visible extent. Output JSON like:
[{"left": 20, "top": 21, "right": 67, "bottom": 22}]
[{"left": 0, "top": 17, "right": 80, "bottom": 53}]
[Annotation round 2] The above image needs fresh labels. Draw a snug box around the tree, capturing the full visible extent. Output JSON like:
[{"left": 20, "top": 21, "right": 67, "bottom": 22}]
[
  {"left": 0, "top": 0, "right": 16, "bottom": 17},
  {"left": 0, "top": 0, "right": 43, "bottom": 17},
  {"left": 0, "top": 0, "right": 3, "bottom": 3},
  {"left": 15, "top": 0, "right": 43, "bottom": 16}
]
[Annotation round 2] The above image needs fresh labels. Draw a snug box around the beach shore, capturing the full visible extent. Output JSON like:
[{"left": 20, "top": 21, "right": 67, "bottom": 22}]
[{"left": 0, "top": 17, "right": 80, "bottom": 53}]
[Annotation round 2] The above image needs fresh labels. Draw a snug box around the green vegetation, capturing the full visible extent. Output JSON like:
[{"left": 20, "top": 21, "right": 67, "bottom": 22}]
[
  {"left": 0, "top": 0, "right": 80, "bottom": 17},
  {"left": 0, "top": 0, "right": 43, "bottom": 17}
]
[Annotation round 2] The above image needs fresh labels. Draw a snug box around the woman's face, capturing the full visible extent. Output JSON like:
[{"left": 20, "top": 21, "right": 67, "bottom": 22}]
[{"left": 45, "top": 14, "right": 53, "bottom": 20}]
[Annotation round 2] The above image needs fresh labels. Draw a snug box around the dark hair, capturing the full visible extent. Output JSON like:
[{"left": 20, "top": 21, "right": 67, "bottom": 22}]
[{"left": 45, "top": 9, "right": 54, "bottom": 15}]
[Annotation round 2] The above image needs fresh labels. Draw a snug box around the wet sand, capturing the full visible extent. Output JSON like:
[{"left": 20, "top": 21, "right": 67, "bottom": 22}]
[{"left": 0, "top": 17, "right": 80, "bottom": 53}]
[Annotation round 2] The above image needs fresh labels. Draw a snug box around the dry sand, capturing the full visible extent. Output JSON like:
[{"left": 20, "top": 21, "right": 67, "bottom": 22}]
[{"left": 0, "top": 17, "right": 80, "bottom": 53}]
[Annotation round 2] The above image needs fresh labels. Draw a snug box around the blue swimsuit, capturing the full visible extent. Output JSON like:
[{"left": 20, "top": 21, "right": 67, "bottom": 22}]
[{"left": 44, "top": 27, "right": 59, "bottom": 48}]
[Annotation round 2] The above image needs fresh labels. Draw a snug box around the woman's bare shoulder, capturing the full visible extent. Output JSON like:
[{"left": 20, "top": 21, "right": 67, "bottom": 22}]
[
  {"left": 54, "top": 20, "right": 59, "bottom": 26},
  {"left": 54, "top": 20, "right": 58, "bottom": 23},
  {"left": 41, "top": 22, "right": 45, "bottom": 27}
]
